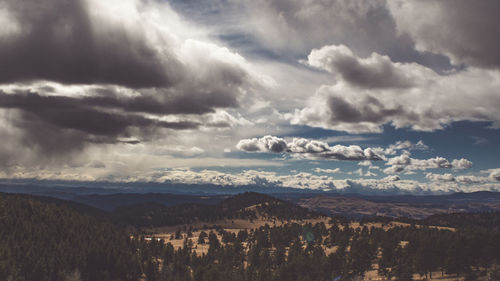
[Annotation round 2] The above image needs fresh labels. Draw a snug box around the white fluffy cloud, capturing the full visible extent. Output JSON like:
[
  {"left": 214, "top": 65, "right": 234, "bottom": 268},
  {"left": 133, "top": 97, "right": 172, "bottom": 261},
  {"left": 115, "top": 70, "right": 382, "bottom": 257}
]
[
  {"left": 426, "top": 173, "right": 490, "bottom": 184},
  {"left": 290, "top": 44, "right": 500, "bottom": 133},
  {"left": 451, "top": 158, "right": 473, "bottom": 170},
  {"left": 139, "top": 169, "right": 498, "bottom": 194},
  {"left": 1, "top": 162, "right": 498, "bottom": 194},
  {"left": 384, "top": 155, "right": 472, "bottom": 174},
  {"left": 314, "top": 168, "right": 340, "bottom": 174},
  {"left": 426, "top": 173, "right": 455, "bottom": 182},
  {"left": 364, "top": 170, "right": 377, "bottom": 177},
  {"left": 307, "top": 44, "right": 415, "bottom": 89},
  {"left": 236, "top": 135, "right": 288, "bottom": 153},
  {"left": 455, "top": 176, "right": 489, "bottom": 185},
  {"left": 384, "top": 140, "right": 428, "bottom": 155},
  {"left": 384, "top": 175, "right": 400, "bottom": 182},
  {"left": 236, "top": 135, "right": 385, "bottom": 161},
  {"left": 485, "top": 169, "right": 500, "bottom": 182},
  {"left": 358, "top": 161, "right": 372, "bottom": 167}
]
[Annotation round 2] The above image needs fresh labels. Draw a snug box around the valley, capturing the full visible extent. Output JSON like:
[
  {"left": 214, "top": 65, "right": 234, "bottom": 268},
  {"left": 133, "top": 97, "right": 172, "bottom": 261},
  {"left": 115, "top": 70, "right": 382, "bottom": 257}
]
[{"left": 1, "top": 190, "right": 499, "bottom": 281}]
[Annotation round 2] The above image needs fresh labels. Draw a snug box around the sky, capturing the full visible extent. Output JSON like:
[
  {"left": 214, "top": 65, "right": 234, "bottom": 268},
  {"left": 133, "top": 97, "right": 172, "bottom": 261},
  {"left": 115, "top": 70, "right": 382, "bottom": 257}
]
[{"left": 0, "top": 0, "right": 499, "bottom": 195}]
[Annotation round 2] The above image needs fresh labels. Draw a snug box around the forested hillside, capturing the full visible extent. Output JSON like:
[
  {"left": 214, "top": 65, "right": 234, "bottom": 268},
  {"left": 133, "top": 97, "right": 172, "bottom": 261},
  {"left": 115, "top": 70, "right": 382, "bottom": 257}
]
[
  {"left": 73, "top": 193, "right": 226, "bottom": 211},
  {"left": 420, "top": 212, "right": 500, "bottom": 231},
  {"left": 132, "top": 219, "right": 500, "bottom": 280},
  {"left": 1, "top": 192, "right": 500, "bottom": 281},
  {"left": 112, "top": 192, "right": 321, "bottom": 227},
  {"left": 295, "top": 192, "right": 500, "bottom": 219},
  {"left": 0, "top": 193, "right": 141, "bottom": 281}
]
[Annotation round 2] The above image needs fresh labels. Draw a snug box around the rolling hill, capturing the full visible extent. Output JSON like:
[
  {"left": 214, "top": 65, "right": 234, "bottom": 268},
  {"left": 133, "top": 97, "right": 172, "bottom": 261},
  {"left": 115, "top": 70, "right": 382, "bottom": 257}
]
[
  {"left": 111, "top": 192, "right": 322, "bottom": 227},
  {"left": 293, "top": 192, "right": 500, "bottom": 219}
]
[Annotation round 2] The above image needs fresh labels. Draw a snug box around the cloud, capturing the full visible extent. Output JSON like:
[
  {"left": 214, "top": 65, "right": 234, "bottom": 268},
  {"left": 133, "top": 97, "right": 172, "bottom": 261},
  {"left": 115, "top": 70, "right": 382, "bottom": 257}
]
[
  {"left": 383, "top": 165, "right": 405, "bottom": 175},
  {"left": 0, "top": 92, "right": 201, "bottom": 134},
  {"left": 387, "top": 0, "right": 500, "bottom": 68},
  {"left": 351, "top": 168, "right": 363, "bottom": 176},
  {"left": 0, "top": 0, "right": 498, "bottom": 197},
  {"left": 384, "top": 175, "right": 400, "bottom": 182},
  {"left": 0, "top": 0, "right": 271, "bottom": 166},
  {"left": 471, "top": 136, "right": 489, "bottom": 146},
  {"left": 239, "top": 0, "right": 390, "bottom": 54},
  {"left": 358, "top": 161, "right": 383, "bottom": 172},
  {"left": 0, "top": 0, "right": 266, "bottom": 110},
  {"left": 136, "top": 169, "right": 498, "bottom": 194},
  {"left": 358, "top": 161, "right": 372, "bottom": 166},
  {"left": 426, "top": 173, "right": 455, "bottom": 182},
  {"left": 384, "top": 140, "right": 429, "bottom": 155},
  {"left": 204, "top": 110, "right": 253, "bottom": 128},
  {"left": 0, "top": 0, "right": 177, "bottom": 87},
  {"left": 129, "top": 169, "right": 340, "bottom": 191},
  {"left": 236, "top": 135, "right": 386, "bottom": 161},
  {"left": 426, "top": 172, "right": 490, "bottom": 184},
  {"left": 387, "top": 155, "right": 451, "bottom": 168},
  {"left": 387, "top": 140, "right": 413, "bottom": 151},
  {"left": 290, "top": 83, "right": 415, "bottom": 133},
  {"left": 455, "top": 175, "right": 489, "bottom": 185},
  {"left": 290, "top": 44, "right": 500, "bottom": 133},
  {"left": 486, "top": 169, "right": 500, "bottom": 182},
  {"left": 0, "top": 91, "right": 201, "bottom": 158},
  {"left": 307, "top": 44, "right": 413, "bottom": 88},
  {"left": 88, "top": 160, "right": 106, "bottom": 169},
  {"left": 155, "top": 146, "right": 205, "bottom": 157},
  {"left": 364, "top": 170, "right": 377, "bottom": 177},
  {"left": 2, "top": 164, "right": 498, "bottom": 195},
  {"left": 314, "top": 168, "right": 340, "bottom": 174},
  {"left": 0, "top": 0, "right": 267, "bottom": 94},
  {"left": 384, "top": 156, "right": 472, "bottom": 174},
  {"left": 230, "top": 0, "right": 453, "bottom": 70},
  {"left": 287, "top": 138, "right": 386, "bottom": 161},
  {"left": 236, "top": 135, "right": 288, "bottom": 153},
  {"left": 451, "top": 158, "right": 473, "bottom": 170}
]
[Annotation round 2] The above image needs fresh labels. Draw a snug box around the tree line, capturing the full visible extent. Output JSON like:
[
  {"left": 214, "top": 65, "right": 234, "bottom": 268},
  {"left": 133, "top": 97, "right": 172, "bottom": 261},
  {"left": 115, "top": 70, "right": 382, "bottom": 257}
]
[{"left": 1, "top": 192, "right": 500, "bottom": 281}]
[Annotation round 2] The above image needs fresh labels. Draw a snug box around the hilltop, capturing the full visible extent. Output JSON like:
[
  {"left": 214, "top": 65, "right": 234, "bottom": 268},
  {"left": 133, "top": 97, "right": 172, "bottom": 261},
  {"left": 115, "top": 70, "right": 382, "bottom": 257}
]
[{"left": 112, "top": 192, "right": 322, "bottom": 228}]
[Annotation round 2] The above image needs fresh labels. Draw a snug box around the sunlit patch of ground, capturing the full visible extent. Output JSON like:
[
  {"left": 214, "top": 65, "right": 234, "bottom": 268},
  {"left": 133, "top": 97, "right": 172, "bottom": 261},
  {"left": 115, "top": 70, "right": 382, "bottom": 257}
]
[{"left": 142, "top": 217, "right": 463, "bottom": 280}]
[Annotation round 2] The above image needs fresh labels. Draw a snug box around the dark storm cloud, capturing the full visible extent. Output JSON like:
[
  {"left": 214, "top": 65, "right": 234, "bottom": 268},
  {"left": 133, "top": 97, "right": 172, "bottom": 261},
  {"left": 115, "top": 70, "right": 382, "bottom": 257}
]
[
  {"left": 327, "top": 95, "right": 410, "bottom": 124},
  {"left": 83, "top": 89, "right": 238, "bottom": 116},
  {"left": 0, "top": 0, "right": 262, "bottom": 162},
  {"left": 293, "top": 88, "right": 422, "bottom": 133},
  {"left": 292, "top": 69, "right": 500, "bottom": 133},
  {"left": 0, "top": 0, "right": 179, "bottom": 88},
  {"left": 388, "top": 0, "right": 500, "bottom": 68},
  {"left": 0, "top": 0, "right": 257, "bottom": 120},
  {"left": 293, "top": 43, "right": 500, "bottom": 134},
  {"left": 307, "top": 45, "right": 413, "bottom": 89},
  {"left": 161, "top": 0, "right": 456, "bottom": 72},
  {"left": 329, "top": 55, "right": 409, "bottom": 89},
  {"left": 229, "top": 0, "right": 454, "bottom": 71},
  {"left": 0, "top": 92, "right": 199, "bottom": 135},
  {"left": 0, "top": 91, "right": 200, "bottom": 155},
  {"left": 204, "top": 121, "right": 233, "bottom": 128}
]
